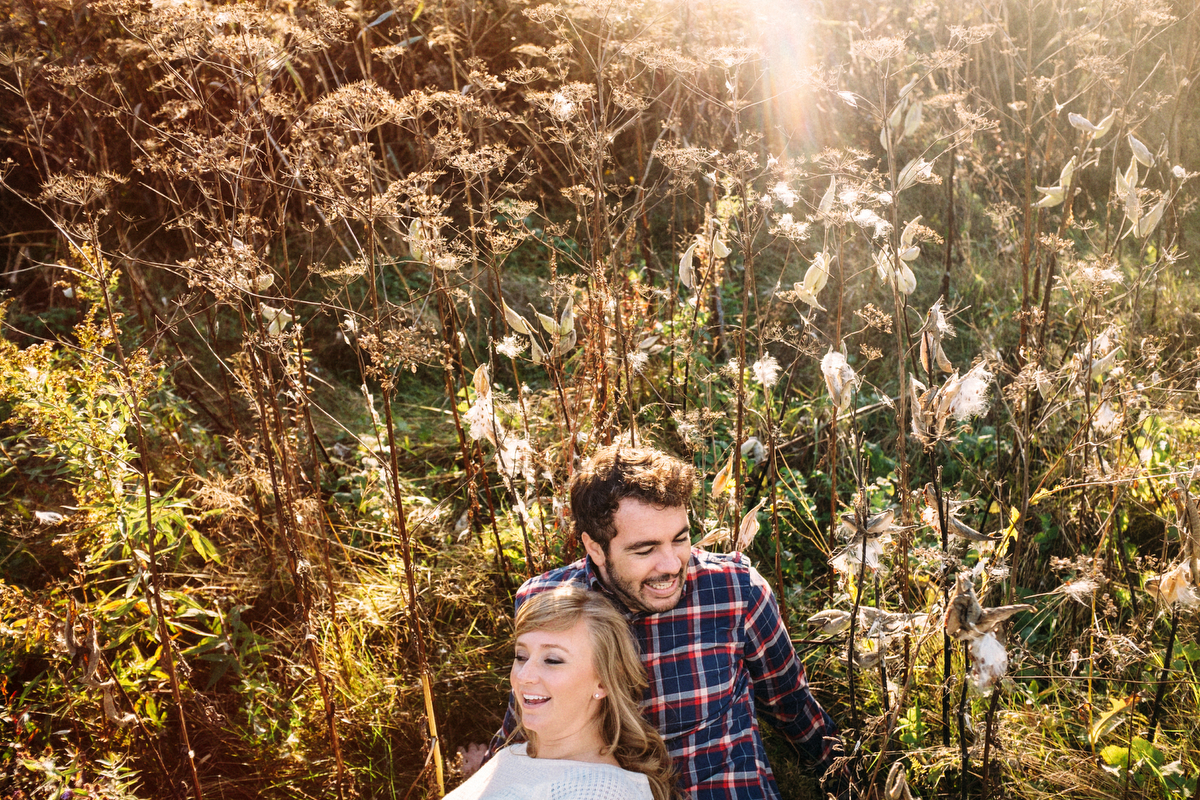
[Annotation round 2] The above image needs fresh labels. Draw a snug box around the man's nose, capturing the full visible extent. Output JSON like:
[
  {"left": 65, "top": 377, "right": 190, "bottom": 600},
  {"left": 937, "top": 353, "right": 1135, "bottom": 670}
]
[{"left": 657, "top": 548, "right": 683, "bottom": 574}]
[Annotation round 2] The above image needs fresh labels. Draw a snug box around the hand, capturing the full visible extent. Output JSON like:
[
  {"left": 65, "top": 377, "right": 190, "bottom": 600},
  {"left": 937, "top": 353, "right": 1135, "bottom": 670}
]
[{"left": 457, "top": 743, "right": 489, "bottom": 778}]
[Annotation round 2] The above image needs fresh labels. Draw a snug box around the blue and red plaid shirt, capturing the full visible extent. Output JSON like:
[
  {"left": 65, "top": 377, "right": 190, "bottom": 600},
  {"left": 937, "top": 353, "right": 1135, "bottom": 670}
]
[{"left": 493, "top": 548, "right": 840, "bottom": 799}]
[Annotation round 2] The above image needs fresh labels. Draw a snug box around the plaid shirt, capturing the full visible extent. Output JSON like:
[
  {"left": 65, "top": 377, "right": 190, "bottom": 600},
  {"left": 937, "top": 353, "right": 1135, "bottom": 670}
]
[{"left": 494, "top": 549, "right": 839, "bottom": 799}]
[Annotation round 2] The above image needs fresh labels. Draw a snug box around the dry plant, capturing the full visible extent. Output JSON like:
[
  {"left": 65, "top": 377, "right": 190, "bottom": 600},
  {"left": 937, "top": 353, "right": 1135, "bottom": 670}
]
[{"left": 1, "top": 0, "right": 1199, "bottom": 798}]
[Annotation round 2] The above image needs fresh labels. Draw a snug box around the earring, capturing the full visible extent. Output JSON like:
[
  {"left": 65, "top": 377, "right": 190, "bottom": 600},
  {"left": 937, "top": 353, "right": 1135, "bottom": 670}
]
[{"left": 594, "top": 693, "right": 602, "bottom": 699}]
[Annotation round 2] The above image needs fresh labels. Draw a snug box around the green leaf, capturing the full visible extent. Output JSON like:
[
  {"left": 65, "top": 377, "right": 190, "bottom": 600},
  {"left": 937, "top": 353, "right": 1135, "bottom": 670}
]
[
  {"left": 1131, "top": 736, "right": 1164, "bottom": 768},
  {"left": 1175, "top": 642, "right": 1200, "bottom": 663},
  {"left": 188, "top": 529, "right": 220, "bottom": 563}
]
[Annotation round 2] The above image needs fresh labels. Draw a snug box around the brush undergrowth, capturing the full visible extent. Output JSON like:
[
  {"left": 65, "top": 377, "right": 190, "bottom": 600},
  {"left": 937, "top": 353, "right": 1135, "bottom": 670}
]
[{"left": 2, "top": 0, "right": 1199, "bottom": 798}]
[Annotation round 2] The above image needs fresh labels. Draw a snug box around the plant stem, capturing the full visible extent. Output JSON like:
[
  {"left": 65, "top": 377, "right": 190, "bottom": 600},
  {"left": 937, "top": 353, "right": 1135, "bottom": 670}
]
[
  {"left": 958, "top": 648, "right": 970, "bottom": 800},
  {"left": 981, "top": 685, "right": 1002, "bottom": 800},
  {"left": 1147, "top": 602, "right": 1179, "bottom": 743},
  {"left": 84, "top": 232, "right": 203, "bottom": 800}
]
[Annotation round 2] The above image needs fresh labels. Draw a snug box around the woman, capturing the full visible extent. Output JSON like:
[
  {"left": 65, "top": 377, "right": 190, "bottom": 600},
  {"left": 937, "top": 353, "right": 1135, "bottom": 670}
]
[{"left": 446, "top": 586, "right": 676, "bottom": 800}]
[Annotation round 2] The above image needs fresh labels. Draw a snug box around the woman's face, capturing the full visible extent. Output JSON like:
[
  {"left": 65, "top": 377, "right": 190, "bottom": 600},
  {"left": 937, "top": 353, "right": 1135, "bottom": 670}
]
[{"left": 511, "top": 618, "right": 606, "bottom": 751}]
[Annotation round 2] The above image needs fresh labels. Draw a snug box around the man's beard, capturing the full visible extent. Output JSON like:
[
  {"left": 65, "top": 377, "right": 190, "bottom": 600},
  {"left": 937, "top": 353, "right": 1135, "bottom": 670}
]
[{"left": 603, "top": 563, "right": 687, "bottom": 614}]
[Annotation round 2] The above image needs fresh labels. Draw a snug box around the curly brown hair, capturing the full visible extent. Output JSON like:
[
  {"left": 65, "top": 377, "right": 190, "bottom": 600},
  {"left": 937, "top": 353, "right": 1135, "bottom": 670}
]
[
  {"left": 513, "top": 586, "right": 679, "bottom": 800},
  {"left": 569, "top": 445, "right": 697, "bottom": 552}
]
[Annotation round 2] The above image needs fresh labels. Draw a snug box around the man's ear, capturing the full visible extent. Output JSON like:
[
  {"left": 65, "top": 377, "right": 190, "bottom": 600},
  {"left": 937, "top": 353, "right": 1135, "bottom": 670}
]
[{"left": 581, "top": 532, "right": 606, "bottom": 567}]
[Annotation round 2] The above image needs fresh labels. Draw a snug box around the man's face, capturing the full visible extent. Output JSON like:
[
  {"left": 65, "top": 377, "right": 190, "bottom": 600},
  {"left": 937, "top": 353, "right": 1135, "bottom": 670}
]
[{"left": 582, "top": 499, "right": 691, "bottom": 614}]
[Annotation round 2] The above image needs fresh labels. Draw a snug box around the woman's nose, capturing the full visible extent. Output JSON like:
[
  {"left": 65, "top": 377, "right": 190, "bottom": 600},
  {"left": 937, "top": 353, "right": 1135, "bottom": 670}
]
[{"left": 514, "top": 660, "right": 536, "bottom": 682}]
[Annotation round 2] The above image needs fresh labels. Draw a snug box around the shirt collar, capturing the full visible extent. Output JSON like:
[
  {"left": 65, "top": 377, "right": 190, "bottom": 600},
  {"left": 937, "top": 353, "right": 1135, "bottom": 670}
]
[{"left": 581, "top": 548, "right": 699, "bottom": 619}]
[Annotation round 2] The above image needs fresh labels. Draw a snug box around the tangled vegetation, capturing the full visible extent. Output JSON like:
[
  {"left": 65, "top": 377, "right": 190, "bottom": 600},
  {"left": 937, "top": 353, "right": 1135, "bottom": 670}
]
[{"left": 2, "top": 0, "right": 1199, "bottom": 797}]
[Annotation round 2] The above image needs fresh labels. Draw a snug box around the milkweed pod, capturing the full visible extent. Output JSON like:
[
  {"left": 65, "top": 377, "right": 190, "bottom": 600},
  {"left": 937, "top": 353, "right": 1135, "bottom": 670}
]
[
  {"left": 819, "top": 176, "right": 837, "bottom": 215},
  {"left": 897, "top": 261, "right": 917, "bottom": 294},
  {"left": 537, "top": 309, "right": 560, "bottom": 335},
  {"left": 1129, "top": 133, "right": 1154, "bottom": 167},
  {"left": 898, "top": 72, "right": 921, "bottom": 98},
  {"left": 531, "top": 337, "right": 545, "bottom": 364},
  {"left": 712, "top": 237, "right": 732, "bottom": 259},
  {"left": 874, "top": 247, "right": 893, "bottom": 282},
  {"left": 679, "top": 242, "right": 697, "bottom": 290},
  {"left": 1068, "top": 110, "right": 1116, "bottom": 138},
  {"left": 1125, "top": 157, "right": 1140, "bottom": 192},
  {"left": 1136, "top": 195, "right": 1167, "bottom": 239},
  {"left": 260, "top": 303, "right": 293, "bottom": 336},
  {"left": 1058, "top": 156, "right": 1077, "bottom": 188},
  {"left": 888, "top": 96, "right": 907, "bottom": 132},
  {"left": 896, "top": 158, "right": 933, "bottom": 192},
  {"left": 502, "top": 299, "right": 532, "bottom": 334},
  {"left": 409, "top": 218, "right": 430, "bottom": 263},
  {"left": 1093, "top": 110, "right": 1117, "bottom": 138},
  {"left": 903, "top": 100, "right": 923, "bottom": 138},
  {"left": 809, "top": 252, "right": 831, "bottom": 292},
  {"left": 472, "top": 363, "right": 490, "bottom": 397},
  {"left": 900, "top": 215, "right": 922, "bottom": 250},
  {"left": 558, "top": 300, "right": 574, "bottom": 335},
  {"left": 711, "top": 458, "right": 733, "bottom": 498},
  {"left": 736, "top": 498, "right": 767, "bottom": 552},
  {"left": 795, "top": 251, "right": 831, "bottom": 310},
  {"left": 935, "top": 341, "right": 953, "bottom": 373},
  {"left": 695, "top": 526, "right": 729, "bottom": 550},
  {"left": 551, "top": 327, "right": 577, "bottom": 358},
  {"left": 821, "top": 348, "right": 861, "bottom": 408},
  {"left": 1033, "top": 185, "right": 1064, "bottom": 208},
  {"left": 1125, "top": 182, "right": 1142, "bottom": 226}
]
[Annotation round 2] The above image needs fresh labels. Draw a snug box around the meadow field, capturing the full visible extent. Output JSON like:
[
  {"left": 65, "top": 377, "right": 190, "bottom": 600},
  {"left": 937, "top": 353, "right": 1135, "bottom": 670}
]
[{"left": 1, "top": 0, "right": 1199, "bottom": 797}]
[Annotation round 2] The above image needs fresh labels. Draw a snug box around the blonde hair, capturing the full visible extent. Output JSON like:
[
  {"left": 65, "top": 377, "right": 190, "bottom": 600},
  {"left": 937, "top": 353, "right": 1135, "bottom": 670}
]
[{"left": 513, "top": 586, "right": 678, "bottom": 800}]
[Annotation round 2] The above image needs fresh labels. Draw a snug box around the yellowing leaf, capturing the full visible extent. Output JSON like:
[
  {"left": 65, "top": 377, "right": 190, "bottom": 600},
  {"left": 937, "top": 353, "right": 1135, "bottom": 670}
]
[
  {"left": 1028, "top": 487, "right": 1056, "bottom": 505},
  {"left": 1100, "top": 744, "right": 1129, "bottom": 769},
  {"left": 1088, "top": 694, "right": 1141, "bottom": 746}
]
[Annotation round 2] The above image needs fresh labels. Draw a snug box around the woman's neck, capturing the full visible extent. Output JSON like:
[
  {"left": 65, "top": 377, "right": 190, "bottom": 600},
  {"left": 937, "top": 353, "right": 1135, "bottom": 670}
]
[{"left": 531, "top": 728, "right": 618, "bottom": 766}]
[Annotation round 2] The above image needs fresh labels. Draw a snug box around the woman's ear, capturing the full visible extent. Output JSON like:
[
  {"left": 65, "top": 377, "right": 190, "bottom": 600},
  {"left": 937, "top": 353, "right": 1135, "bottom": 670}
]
[{"left": 593, "top": 686, "right": 607, "bottom": 700}]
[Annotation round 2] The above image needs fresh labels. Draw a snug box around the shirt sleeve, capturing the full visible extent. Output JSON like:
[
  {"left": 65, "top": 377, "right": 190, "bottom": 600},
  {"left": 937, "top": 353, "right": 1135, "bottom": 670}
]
[{"left": 742, "top": 563, "right": 841, "bottom": 769}]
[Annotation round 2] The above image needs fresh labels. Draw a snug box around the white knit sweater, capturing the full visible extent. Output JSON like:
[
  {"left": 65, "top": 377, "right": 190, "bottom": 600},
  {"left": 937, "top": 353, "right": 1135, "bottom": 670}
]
[{"left": 444, "top": 744, "right": 654, "bottom": 800}]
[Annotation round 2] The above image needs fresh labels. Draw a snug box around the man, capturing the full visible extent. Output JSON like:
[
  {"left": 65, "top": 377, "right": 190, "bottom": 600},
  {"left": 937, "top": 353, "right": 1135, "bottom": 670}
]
[{"left": 489, "top": 444, "right": 842, "bottom": 799}]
